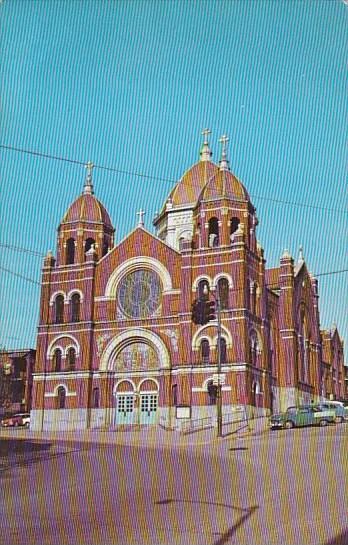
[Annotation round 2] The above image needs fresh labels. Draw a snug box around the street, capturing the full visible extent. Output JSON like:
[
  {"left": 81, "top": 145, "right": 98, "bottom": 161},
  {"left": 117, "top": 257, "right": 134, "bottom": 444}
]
[{"left": 0, "top": 425, "right": 347, "bottom": 545}]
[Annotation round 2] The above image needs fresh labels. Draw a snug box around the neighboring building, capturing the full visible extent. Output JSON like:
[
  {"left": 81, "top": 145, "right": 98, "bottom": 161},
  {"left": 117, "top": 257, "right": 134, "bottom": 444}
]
[
  {"left": 0, "top": 349, "right": 36, "bottom": 415},
  {"left": 30, "top": 132, "right": 345, "bottom": 431},
  {"left": 321, "top": 326, "right": 345, "bottom": 401}
]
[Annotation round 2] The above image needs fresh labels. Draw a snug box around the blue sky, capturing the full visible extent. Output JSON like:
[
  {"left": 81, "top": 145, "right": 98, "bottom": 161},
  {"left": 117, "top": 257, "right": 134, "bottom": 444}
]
[{"left": 1, "top": 0, "right": 347, "bottom": 352}]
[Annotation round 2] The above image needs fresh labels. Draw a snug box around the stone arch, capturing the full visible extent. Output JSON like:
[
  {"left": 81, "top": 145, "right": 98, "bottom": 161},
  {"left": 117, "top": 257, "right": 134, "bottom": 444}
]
[
  {"left": 192, "top": 274, "right": 213, "bottom": 291},
  {"left": 212, "top": 273, "right": 233, "bottom": 290},
  {"left": 192, "top": 324, "right": 232, "bottom": 351},
  {"left": 114, "top": 379, "right": 136, "bottom": 394},
  {"left": 105, "top": 256, "right": 173, "bottom": 297},
  {"left": 66, "top": 289, "right": 84, "bottom": 302},
  {"left": 138, "top": 378, "right": 160, "bottom": 392},
  {"left": 49, "top": 291, "right": 67, "bottom": 306},
  {"left": 100, "top": 328, "right": 170, "bottom": 371},
  {"left": 53, "top": 383, "right": 68, "bottom": 396},
  {"left": 47, "top": 334, "right": 80, "bottom": 358}
]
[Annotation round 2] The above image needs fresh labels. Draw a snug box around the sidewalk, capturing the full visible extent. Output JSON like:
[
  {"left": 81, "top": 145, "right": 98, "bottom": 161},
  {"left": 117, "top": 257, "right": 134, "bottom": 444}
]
[{"left": 0, "top": 416, "right": 270, "bottom": 450}]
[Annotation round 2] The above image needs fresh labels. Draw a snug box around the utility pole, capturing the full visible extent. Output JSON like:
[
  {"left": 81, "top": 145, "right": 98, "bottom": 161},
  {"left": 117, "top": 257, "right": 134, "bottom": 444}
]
[{"left": 216, "top": 288, "right": 222, "bottom": 437}]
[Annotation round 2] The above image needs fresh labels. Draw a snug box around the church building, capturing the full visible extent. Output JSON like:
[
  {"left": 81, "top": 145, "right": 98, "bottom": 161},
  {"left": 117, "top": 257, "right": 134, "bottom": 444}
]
[{"left": 31, "top": 131, "right": 345, "bottom": 431}]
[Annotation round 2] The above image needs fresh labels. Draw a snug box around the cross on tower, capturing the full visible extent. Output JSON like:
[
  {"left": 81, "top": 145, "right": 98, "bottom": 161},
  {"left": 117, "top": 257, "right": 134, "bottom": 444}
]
[
  {"left": 136, "top": 208, "right": 146, "bottom": 227},
  {"left": 85, "top": 161, "right": 94, "bottom": 176},
  {"left": 83, "top": 161, "right": 94, "bottom": 194},
  {"left": 218, "top": 135, "right": 229, "bottom": 153},
  {"left": 202, "top": 128, "right": 211, "bottom": 144}
]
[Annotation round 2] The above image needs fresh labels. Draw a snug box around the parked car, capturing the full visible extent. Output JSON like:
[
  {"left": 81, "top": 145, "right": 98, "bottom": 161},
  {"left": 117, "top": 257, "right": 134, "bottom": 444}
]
[
  {"left": 315, "top": 401, "right": 347, "bottom": 423},
  {"left": 270, "top": 405, "right": 336, "bottom": 430},
  {"left": 1, "top": 413, "right": 30, "bottom": 428}
]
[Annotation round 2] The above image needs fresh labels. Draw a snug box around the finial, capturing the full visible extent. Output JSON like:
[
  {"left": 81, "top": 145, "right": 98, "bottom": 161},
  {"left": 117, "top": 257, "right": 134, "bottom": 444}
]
[
  {"left": 200, "top": 128, "right": 212, "bottom": 162},
  {"left": 136, "top": 209, "right": 145, "bottom": 227},
  {"left": 83, "top": 161, "right": 94, "bottom": 195},
  {"left": 298, "top": 245, "right": 304, "bottom": 263},
  {"left": 219, "top": 135, "right": 230, "bottom": 171},
  {"left": 282, "top": 248, "right": 291, "bottom": 259}
]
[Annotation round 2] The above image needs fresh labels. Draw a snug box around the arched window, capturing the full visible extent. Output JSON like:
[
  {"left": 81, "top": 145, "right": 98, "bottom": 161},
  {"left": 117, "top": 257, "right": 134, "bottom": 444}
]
[
  {"left": 198, "top": 279, "right": 210, "bottom": 300},
  {"left": 172, "top": 384, "right": 178, "bottom": 406},
  {"left": 218, "top": 337, "right": 227, "bottom": 364},
  {"left": 217, "top": 278, "right": 229, "bottom": 310},
  {"left": 84, "top": 238, "right": 95, "bottom": 259},
  {"left": 71, "top": 293, "right": 81, "bottom": 322},
  {"left": 54, "top": 295, "right": 64, "bottom": 324},
  {"left": 57, "top": 386, "right": 66, "bottom": 409},
  {"left": 250, "top": 330, "right": 260, "bottom": 366},
  {"left": 102, "top": 240, "right": 109, "bottom": 257},
  {"left": 53, "top": 349, "right": 62, "bottom": 372},
  {"left": 230, "top": 217, "right": 240, "bottom": 242},
  {"left": 67, "top": 347, "right": 76, "bottom": 371},
  {"left": 66, "top": 238, "right": 75, "bottom": 265},
  {"left": 208, "top": 217, "right": 219, "bottom": 247},
  {"left": 92, "top": 387, "right": 100, "bottom": 408},
  {"left": 201, "top": 339, "right": 210, "bottom": 364}
]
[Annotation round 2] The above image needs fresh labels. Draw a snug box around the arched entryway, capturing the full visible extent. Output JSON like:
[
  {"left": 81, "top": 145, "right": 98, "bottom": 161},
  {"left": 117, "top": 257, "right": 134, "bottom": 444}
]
[
  {"left": 114, "top": 380, "right": 136, "bottom": 426},
  {"left": 139, "top": 379, "right": 159, "bottom": 425}
]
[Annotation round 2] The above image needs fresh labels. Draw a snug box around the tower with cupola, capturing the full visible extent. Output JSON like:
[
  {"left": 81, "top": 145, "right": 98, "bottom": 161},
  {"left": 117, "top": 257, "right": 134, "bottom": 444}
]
[{"left": 56, "top": 162, "right": 115, "bottom": 266}]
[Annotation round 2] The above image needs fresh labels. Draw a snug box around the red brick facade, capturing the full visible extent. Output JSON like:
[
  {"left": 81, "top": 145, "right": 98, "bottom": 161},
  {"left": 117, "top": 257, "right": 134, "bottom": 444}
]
[{"left": 30, "top": 137, "right": 346, "bottom": 430}]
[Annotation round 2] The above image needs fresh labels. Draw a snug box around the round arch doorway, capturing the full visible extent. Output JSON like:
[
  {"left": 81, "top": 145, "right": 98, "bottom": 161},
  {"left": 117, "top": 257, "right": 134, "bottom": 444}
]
[{"left": 114, "top": 377, "right": 160, "bottom": 427}]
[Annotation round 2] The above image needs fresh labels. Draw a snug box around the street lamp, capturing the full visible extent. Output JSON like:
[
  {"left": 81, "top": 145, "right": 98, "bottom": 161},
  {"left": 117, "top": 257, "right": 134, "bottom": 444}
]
[{"left": 203, "top": 285, "right": 223, "bottom": 438}]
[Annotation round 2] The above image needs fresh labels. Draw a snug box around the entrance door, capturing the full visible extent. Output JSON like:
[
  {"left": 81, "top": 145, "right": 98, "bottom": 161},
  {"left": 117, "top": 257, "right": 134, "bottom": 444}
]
[
  {"left": 115, "top": 394, "right": 135, "bottom": 425},
  {"left": 140, "top": 394, "right": 158, "bottom": 425}
]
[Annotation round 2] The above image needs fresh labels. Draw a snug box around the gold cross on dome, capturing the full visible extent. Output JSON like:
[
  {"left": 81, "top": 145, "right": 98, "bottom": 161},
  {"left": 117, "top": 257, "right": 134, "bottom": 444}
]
[
  {"left": 85, "top": 161, "right": 94, "bottom": 176},
  {"left": 201, "top": 128, "right": 211, "bottom": 143},
  {"left": 219, "top": 135, "right": 229, "bottom": 152},
  {"left": 136, "top": 208, "right": 146, "bottom": 226}
]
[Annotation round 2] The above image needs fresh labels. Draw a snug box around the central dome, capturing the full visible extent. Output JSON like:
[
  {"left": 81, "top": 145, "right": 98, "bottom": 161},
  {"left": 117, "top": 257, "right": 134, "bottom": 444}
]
[{"left": 166, "top": 160, "right": 219, "bottom": 208}]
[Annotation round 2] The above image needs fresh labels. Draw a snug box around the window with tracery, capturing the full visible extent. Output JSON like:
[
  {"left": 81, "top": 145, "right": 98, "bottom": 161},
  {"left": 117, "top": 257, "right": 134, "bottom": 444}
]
[{"left": 117, "top": 269, "right": 162, "bottom": 319}]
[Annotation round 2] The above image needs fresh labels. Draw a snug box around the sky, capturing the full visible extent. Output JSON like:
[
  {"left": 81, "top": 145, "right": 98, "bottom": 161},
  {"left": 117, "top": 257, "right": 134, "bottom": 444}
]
[{"left": 1, "top": 0, "right": 347, "bottom": 353}]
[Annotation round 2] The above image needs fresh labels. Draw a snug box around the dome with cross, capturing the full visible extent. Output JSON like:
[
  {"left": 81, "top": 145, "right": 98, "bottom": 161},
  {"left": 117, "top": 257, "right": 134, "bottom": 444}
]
[{"left": 61, "top": 162, "right": 113, "bottom": 228}]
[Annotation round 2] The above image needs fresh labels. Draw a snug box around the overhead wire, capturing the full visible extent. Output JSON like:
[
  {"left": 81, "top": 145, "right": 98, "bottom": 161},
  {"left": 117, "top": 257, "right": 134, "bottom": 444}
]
[{"left": 1, "top": 144, "right": 347, "bottom": 215}]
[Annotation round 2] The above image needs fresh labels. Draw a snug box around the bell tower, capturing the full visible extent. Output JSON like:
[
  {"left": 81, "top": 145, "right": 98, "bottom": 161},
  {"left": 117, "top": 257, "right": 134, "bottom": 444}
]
[{"left": 56, "top": 162, "right": 115, "bottom": 266}]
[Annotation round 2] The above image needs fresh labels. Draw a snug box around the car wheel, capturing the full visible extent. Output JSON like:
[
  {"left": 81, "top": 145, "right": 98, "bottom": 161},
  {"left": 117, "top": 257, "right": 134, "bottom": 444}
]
[
  {"left": 284, "top": 421, "right": 294, "bottom": 429},
  {"left": 25, "top": 422, "right": 30, "bottom": 428},
  {"left": 335, "top": 416, "right": 343, "bottom": 424},
  {"left": 319, "top": 419, "right": 327, "bottom": 427}
]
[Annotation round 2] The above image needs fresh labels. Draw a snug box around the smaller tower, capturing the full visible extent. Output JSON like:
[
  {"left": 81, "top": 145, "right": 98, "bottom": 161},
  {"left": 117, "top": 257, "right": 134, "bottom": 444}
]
[{"left": 56, "top": 163, "right": 115, "bottom": 266}]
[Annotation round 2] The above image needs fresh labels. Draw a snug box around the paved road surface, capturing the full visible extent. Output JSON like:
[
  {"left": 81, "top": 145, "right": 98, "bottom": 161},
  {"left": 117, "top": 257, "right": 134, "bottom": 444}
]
[{"left": 0, "top": 425, "right": 347, "bottom": 545}]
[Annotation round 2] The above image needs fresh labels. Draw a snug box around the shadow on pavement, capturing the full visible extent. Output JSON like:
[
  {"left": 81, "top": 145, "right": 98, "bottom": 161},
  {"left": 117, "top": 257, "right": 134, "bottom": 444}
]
[
  {"left": 155, "top": 497, "right": 258, "bottom": 545},
  {"left": 323, "top": 528, "right": 348, "bottom": 545},
  {"left": 0, "top": 438, "right": 52, "bottom": 456},
  {"left": 0, "top": 438, "right": 80, "bottom": 474}
]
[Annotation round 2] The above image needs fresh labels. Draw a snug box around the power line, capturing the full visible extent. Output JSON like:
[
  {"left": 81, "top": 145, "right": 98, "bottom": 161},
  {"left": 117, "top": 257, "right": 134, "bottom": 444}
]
[
  {"left": 0, "top": 144, "right": 175, "bottom": 184},
  {"left": 0, "top": 242, "right": 45, "bottom": 257},
  {"left": 1, "top": 144, "right": 347, "bottom": 215},
  {"left": 0, "top": 266, "right": 41, "bottom": 286}
]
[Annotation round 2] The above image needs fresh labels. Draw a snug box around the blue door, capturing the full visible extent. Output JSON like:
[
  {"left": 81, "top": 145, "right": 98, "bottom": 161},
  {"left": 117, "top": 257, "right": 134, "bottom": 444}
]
[
  {"left": 115, "top": 394, "right": 135, "bottom": 425},
  {"left": 140, "top": 394, "right": 158, "bottom": 425}
]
